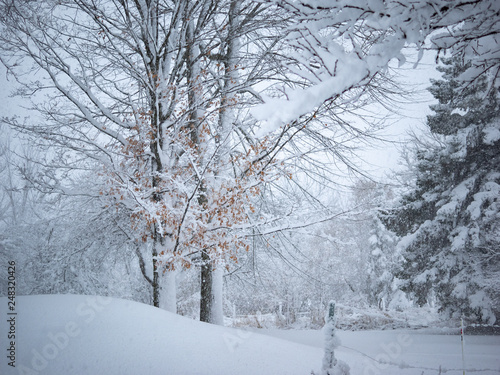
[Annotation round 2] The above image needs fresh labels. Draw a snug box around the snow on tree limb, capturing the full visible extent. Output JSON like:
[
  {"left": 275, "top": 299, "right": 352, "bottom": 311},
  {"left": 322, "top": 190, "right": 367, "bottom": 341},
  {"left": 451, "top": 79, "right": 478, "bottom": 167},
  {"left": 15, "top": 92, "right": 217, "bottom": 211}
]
[{"left": 254, "top": 0, "right": 500, "bottom": 134}]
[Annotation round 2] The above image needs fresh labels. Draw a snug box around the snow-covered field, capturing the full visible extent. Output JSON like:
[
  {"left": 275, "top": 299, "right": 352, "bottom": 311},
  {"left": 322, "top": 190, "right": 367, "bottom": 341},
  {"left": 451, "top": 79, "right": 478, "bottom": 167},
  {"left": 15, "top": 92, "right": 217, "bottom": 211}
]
[
  {"left": 1, "top": 295, "right": 499, "bottom": 375},
  {"left": 258, "top": 329, "right": 500, "bottom": 374}
]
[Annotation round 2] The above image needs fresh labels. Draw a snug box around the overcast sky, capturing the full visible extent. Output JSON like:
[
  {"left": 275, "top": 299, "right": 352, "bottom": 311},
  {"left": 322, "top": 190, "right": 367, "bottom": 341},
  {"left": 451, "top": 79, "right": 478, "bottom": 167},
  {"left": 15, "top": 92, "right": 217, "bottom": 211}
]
[{"left": 356, "top": 49, "right": 442, "bottom": 179}]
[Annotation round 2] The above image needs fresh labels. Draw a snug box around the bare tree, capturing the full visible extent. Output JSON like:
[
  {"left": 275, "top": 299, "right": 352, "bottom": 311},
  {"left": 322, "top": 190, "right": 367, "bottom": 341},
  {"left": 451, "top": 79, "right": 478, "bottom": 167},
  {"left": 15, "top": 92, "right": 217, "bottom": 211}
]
[
  {"left": 0, "top": 0, "right": 292, "bottom": 321},
  {"left": 0, "top": 0, "right": 406, "bottom": 324}
]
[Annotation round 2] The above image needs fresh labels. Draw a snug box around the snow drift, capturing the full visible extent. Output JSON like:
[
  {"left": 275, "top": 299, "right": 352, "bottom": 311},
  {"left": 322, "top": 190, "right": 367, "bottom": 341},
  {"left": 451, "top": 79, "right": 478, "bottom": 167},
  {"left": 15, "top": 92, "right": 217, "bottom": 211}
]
[{"left": 0, "top": 295, "right": 322, "bottom": 375}]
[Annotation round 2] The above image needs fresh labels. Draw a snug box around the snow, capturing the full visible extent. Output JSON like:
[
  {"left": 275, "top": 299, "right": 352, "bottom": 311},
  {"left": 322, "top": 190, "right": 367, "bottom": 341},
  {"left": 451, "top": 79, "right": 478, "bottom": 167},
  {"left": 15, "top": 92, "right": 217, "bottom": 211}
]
[
  {"left": 1, "top": 295, "right": 322, "bottom": 375},
  {"left": 159, "top": 269, "right": 177, "bottom": 313},
  {"left": 257, "top": 329, "right": 500, "bottom": 375},
  {"left": 252, "top": 64, "right": 367, "bottom": 135},
  {"left": 483, "top": 125, "right": 500, "bottom": 145},
  {"left": 2, "top": 295, "right": 499, "bottom": 375},
  {"left": 211, "top": 266, "right": 224, "bottom": 326},
  {"left": 322, "top": 301, "right": 349, "bottom": 374}
]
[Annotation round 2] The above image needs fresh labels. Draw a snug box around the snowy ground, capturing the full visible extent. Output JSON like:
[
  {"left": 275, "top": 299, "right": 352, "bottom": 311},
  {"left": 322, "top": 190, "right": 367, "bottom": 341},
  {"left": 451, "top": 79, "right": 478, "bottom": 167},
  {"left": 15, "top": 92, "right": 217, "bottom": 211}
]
[
  {"left": 1, "top": 295, "right": 499, "bottom": 375},
  {"left": 257, "top": 329, "right": 500, "bottom": 375}
]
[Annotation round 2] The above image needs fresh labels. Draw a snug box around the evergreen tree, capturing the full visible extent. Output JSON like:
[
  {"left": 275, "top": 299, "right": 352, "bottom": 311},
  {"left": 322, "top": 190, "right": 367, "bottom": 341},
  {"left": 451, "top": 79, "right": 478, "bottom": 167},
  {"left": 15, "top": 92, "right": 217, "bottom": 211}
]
[
  {"left": 384, "top": 57, "right": 500, "bottom": 324},
  {"left": 352, "top": 180, "right": 402, "bottom": 311},
  {"left": 366, "top": 217, "right": 399, "bottom": 311}
]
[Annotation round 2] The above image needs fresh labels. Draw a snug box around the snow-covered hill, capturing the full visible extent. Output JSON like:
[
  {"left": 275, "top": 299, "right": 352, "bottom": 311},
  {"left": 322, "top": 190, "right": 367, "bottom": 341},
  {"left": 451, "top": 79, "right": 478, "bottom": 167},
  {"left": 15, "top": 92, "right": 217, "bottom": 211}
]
[
  {"left": 1, "top": 295, "right": 322, "bottom": 375},
  {"left": 1, "top": 295, "right": 499, "bottom": 375}
]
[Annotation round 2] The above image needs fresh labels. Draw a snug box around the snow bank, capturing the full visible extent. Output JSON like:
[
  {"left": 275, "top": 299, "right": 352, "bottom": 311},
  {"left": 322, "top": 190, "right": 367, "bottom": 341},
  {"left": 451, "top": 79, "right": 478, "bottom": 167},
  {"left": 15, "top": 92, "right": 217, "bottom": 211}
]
[
  {"left": 0, "top": 294, "right": 323, "bottom": 375},
  {"left": 2, "top": 295, "right": 499, "bottom": 375}
]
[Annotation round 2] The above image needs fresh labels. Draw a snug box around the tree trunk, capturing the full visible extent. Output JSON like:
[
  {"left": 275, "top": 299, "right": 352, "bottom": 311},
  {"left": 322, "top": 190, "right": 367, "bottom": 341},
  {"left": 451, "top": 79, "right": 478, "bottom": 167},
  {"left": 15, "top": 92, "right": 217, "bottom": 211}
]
[
  {"left": 159, "top": 268, "right": 177, "bottom": 313},
  {"left": 200, "top": 252, "right": 213, "bottom": 322},
  {"left": 211, "top": 265, "right": 224, "bottom": 325},
  {"left": 199, "top": 0, "right": 239, "bottom": 326},
  {"left": 200, "top": 252, "right": 224, "bottom": 324},
  {"left": 152, "top": 236, "right": 160, "bottom": 308}
]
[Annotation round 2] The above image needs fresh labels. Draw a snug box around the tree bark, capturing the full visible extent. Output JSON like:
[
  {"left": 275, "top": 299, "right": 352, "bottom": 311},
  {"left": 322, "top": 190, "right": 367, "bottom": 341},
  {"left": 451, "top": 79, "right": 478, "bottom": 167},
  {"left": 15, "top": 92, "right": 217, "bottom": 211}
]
[
  {"left": 152, "top": 233, "right": 160, "bottom": 308},
  {"left": 200, "top": 251, "right": 213, "bottom": 323}
]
